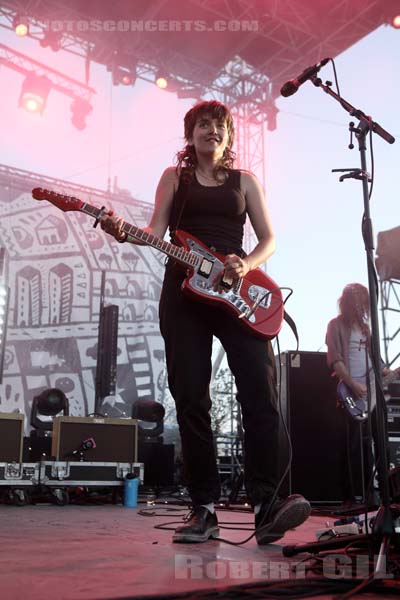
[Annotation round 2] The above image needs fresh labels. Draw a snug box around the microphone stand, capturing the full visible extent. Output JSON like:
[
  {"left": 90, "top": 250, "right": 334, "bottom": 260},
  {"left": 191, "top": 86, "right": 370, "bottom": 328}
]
[{"left": 282, "top": 77, "right": 397, "bottom": 576}]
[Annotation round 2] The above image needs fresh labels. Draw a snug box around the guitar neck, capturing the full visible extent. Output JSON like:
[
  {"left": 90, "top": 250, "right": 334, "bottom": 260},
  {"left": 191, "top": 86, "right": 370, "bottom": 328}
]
[{"left": 82, "top": 203, "right": 198, "bottom": 268}]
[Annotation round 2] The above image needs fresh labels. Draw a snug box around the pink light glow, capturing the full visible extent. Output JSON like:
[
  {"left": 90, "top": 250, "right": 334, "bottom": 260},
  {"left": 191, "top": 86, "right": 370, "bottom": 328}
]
[
  {"left": 156, "top": 76, "right": 168, "bottom": 89},
  {"left": 15, "top": 23, "right": 28, "bottom": 37},
  {"left": 392, "top": 15, "right": 400, "bottom": 29},
  {"left": 21, "top": 96, "right": 42, "bottom": 113}
]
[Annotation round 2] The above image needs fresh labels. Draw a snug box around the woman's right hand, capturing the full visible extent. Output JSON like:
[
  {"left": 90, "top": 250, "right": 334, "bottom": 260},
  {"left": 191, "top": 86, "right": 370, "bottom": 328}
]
[
  {"left": 100, "top": 209, "right": 127, "bottom": 242},
  {"left": 350, "top": 380, "right": 367, "bottom": 399}
]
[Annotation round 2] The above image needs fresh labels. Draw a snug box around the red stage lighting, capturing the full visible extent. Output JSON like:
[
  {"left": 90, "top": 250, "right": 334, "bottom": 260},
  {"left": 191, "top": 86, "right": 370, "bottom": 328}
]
[
  {"left": 19, "top": 73, "right": 52, "bottom": 114},
  {"left": 40, "top": 31, "right": 62, "bottom": 51},
  {"left": 111, "top": 66, "right": 136, "bottom": 86},
  {"left": 121, "top": 73, "right": 134, "bottom": 85}
]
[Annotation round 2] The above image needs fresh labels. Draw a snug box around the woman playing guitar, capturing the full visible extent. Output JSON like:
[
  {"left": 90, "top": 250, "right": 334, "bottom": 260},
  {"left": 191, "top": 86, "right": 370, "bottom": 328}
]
[
  {"left": 100, "top": 100, "right": 310, "bottom": 544},
  {"left": 326, "top": 283, "right": 394, "bottom": 507}
]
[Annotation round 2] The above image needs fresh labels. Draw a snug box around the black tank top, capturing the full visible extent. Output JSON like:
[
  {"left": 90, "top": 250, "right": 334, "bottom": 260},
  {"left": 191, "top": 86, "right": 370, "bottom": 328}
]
[{"left": 169, "top": 169, "right": 246, "bottom": 256}]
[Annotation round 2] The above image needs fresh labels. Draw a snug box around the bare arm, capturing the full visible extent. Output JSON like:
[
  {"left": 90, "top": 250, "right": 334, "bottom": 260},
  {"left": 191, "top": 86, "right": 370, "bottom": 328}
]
[
  {"left": 100, "top": 167, "right": 178, "bottom": 243},
  {"left": 224, "top": 171, "right": 276, "bottom": 279},
  {"left": 147, "top": 167, "right": 179, "bottom": 238}
]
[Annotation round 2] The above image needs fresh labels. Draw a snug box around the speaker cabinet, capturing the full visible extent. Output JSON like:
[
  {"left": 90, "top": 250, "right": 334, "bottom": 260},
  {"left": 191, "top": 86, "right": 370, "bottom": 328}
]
[
  {"left": 277, "top": 351, "right": 346, "bottom": 503},
  {"left": 0, "top": 413, "right": 24, "bottom": 462},
  {"left": 52, "top": 416, "right": 138, "bottom": 462},
  {"left": 388, "top": 435, "right": 400, "bottom": 469},
  {"left": 387, "top": 401, "right": 400, "bottom": 433},
  {"left": 138, "top": 441, "right": 175, "bottom": 487}
]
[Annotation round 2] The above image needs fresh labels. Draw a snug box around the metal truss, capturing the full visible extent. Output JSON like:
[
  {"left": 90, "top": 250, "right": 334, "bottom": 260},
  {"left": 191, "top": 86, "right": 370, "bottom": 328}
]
[
  {"left": 0, "top": 42, "right": 95, "bottom": 100},
  {"left": 0, "top": 1, "right": 274, "bottom": 123},
  {"left": 187, "top": 0, "right": 385, "bottom": 92},
  {"left": 0, "top": 2, "right": 225, "bottom": 97},
  {"left": 0, "top": 0, "right": 387, "bottom": 126},
  {"left": 232, "top": 103, "right": 268, "bottom": 254},
  {"left": 0, "top": 5, "right": 271, "bottom": 247},
  {"left": 0, "top": 163, "right": 153, "bottom": 218},
  {"left": 1, "top": 0, "right": 387, "bottom": 94},
  {"left": 380, "top": 278, "right": 400, "bottom": 368},
  {"left": 247, "top": 0, "right": 384, "bottom": 85}
]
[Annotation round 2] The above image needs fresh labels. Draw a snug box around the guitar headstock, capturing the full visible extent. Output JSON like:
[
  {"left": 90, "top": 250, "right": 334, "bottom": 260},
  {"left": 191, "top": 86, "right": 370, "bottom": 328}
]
[{"left": 32, "top": 188, "right": 84, "bottom": 212}]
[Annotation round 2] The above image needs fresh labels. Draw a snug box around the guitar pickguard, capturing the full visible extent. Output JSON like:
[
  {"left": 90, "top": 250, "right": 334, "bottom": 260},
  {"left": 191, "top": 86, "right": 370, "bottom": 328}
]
[{"left": 185, "top": 240, "right": 272, "bottom": 323}]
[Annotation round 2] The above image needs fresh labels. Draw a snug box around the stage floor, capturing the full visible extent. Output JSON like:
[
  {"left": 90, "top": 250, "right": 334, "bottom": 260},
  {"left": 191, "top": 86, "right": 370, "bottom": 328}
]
[{"left": 0, "top": 499, "right": 397, "bottom": 599}]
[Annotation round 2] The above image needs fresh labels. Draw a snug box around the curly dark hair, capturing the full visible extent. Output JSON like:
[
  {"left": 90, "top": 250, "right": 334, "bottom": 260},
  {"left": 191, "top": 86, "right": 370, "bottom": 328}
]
[
  {"left": 338, "top": 283, "right": 370, "bottom": 334},
  {"left": 176, "top": 100, "right": 236, "bottom": 182}
]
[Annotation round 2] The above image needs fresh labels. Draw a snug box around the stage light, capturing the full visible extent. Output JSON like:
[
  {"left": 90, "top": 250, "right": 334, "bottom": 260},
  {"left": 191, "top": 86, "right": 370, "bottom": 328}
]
[
  {"left": 13, "top": 16, "right": 29, "bottom": 37},
  {"left": 70, "top": 97, "right": 92, "bottom": 130},
  {"left": 112, "top": 66, "right": 136, "bottom": 86},
  {"left": 384, "top": 1, "right": 400, "bottom": 28},
  {"left": 107, "top": 51, "right": 137, "bottom": 86},
  {"left": 265, "top": 100, "right": 279, "bottom": 131},
  {"left": 40, "top": 31, "right": 62, "bottom": 51},
  {"left": 132, "top": 400, "right": 165, "bottom": 440},
  {"left": 19, "top": 73, "right": 52, "bottom": 115},
  {"left": 121, "top": 72, "right": 135, "bottom": 86},
  {"left": 30, "top": 388, "right": 69, "bottom": 432},
  {"left": 392, "top": 15, "right": 400, "bottom": 28},
  {"left": 155, "top": 71, "right": 168, "bottom": 89}
]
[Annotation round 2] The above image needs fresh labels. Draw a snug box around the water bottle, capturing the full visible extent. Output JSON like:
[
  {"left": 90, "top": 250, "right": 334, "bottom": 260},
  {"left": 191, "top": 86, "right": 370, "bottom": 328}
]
[{"left": 124, "top": 473, "right": 139, "bottom": 508}]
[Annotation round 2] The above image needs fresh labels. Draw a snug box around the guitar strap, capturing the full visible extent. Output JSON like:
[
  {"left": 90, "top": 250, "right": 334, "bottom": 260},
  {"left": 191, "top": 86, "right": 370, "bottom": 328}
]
[{"left": 170, "top": 169, "right": 190, "bottom": 239}]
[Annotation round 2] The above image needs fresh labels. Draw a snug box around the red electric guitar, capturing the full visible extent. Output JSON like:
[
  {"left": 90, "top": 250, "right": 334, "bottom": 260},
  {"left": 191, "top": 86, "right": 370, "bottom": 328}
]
[{"left": 31, "top": 187, "right": 284, "bottom": 340}]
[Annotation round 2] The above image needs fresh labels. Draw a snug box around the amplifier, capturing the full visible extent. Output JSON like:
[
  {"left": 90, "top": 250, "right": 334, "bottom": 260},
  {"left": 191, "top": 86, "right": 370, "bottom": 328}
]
[
  {"left": 277, "top": 351, "right": 344, "bottom": 503},
  {"left": 0, "top": 413, "right": 24, "bottom": 462},
  {"left": 388, "top": 435, "right": 400, "bottom": 469},
  {"left": 387, "top": 401, "right": 400, "bottom": 433},
  {"left": 138, "top": 441, "right": 174, "bottom": 486},
  {"left": 52, "top": 416, "right": 138, "bottom": 462},
  {"left": 387, "top": 381, "right": 400, "bottom": 399}
]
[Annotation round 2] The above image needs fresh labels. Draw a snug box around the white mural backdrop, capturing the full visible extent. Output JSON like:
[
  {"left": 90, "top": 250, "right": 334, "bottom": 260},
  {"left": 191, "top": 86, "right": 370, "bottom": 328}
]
[{"left": 0, "top": 184, "right": 172, "bottom": 432}]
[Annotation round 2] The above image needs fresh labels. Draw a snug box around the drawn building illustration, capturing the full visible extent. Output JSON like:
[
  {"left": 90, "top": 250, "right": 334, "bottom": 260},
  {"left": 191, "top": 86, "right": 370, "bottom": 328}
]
[{"left": 0, "top": 183, "right": 170, "bottom": 430}]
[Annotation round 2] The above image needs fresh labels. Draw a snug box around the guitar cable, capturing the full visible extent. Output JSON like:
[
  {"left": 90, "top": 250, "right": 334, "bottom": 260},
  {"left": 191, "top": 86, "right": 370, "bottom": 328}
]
[{"left": 244, "top": 286, "right": 294, "bottom": 328}]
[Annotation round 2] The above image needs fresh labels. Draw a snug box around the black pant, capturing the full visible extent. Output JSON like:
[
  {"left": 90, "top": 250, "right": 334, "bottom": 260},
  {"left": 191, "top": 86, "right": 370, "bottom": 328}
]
[
  {"left": 159, "top": 263, "right": 279, "bottom": 506},
  {"left": 339, "top": 407, "right": 379, "bottom": 500}
]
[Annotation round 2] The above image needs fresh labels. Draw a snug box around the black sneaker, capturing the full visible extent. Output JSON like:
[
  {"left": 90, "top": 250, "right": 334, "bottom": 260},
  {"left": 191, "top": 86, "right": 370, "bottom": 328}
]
[
  {"left": 173, "top": 506, "right": 220, "bottom": 543},
  {"left": 255, "top": 494, "right": 311, "bottom": 545}
]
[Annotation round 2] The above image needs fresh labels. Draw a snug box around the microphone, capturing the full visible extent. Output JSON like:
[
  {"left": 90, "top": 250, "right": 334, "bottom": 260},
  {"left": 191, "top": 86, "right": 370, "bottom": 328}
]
[
  {"left": 71, "top": 437, "right": 96, "bottom": 455},
  {"left": 280, "top": 58, "right": 330, "bottom": 97}
]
